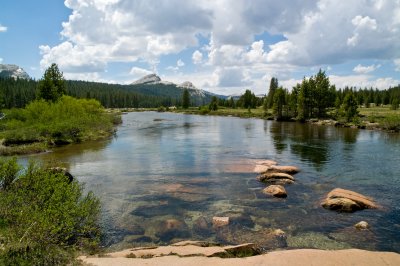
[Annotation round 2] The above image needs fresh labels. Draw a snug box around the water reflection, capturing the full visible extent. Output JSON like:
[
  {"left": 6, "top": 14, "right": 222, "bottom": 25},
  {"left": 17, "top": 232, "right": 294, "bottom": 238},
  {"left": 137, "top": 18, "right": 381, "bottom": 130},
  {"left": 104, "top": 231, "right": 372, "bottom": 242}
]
[{"left": 22, "top": 112, "right": 400, "bottom": 252}]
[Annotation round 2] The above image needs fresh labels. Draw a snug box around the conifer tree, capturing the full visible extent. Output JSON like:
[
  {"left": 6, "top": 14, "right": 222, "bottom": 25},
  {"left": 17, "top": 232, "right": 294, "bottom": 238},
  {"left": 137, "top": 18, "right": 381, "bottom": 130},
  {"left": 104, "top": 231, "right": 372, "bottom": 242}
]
[{"left": 37, "top": 63, "right": 66, "bottom": 102}]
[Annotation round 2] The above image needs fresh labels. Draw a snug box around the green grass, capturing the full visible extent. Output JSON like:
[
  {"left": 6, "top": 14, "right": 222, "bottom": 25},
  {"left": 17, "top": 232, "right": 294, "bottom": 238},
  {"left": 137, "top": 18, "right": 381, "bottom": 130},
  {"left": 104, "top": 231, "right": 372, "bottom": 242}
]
[
  {"left": 359, "top": 105, "right": 400, "bottom": 131},
  {"left": 176, "top": 106, "right": 271, "bottom": 119}
]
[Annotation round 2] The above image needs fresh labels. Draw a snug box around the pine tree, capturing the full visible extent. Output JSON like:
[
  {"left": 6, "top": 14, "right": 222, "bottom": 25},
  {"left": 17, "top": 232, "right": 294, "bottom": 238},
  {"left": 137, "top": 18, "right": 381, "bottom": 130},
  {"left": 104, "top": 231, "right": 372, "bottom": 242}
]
[
  {"left": 267, "top": 77, "right": 278, "bottom": 108},
  {"left": 37, "top": 63, "right": 66, "bottom": 102},
  {"left": 182, "top": 88, "right": 190, "bottom": 109}
]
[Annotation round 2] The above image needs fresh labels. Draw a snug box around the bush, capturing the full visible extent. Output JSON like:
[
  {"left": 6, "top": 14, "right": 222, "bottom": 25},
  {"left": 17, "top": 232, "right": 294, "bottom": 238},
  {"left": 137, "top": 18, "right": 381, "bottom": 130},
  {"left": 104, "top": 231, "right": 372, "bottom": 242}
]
[
  {"left": 0, "top": 159, "right": 101, "bottom": 264},
  {"left": 381, "top": 115, "right": 400, "bottom": 131},
  {"left": 0, "top": 96, "right": 118, "bottom": 147}
]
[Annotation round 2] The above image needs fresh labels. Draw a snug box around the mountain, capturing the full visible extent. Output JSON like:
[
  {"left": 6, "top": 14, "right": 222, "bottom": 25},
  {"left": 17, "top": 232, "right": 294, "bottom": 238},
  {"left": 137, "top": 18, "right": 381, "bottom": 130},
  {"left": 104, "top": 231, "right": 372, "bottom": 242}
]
[
  {"left": 0, "top": 64, "right": 30, "bottom": 80},
  {"left": 128, "top": 74, "right": 226, "bottom": 105}
]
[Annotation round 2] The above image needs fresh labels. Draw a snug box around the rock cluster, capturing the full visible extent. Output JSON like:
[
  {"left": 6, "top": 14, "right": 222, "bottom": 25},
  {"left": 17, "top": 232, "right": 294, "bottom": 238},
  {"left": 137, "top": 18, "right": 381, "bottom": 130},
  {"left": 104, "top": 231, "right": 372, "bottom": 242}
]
[{"left": 254, "top": 160, "right": 300, "bottom": 198}]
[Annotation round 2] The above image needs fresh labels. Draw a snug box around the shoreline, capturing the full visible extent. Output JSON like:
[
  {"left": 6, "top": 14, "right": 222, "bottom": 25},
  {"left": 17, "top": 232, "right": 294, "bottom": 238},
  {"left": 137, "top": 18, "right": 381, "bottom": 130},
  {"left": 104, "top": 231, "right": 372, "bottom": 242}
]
[{"left": 80, "top": 242, "right": 400, "bottom": 266}]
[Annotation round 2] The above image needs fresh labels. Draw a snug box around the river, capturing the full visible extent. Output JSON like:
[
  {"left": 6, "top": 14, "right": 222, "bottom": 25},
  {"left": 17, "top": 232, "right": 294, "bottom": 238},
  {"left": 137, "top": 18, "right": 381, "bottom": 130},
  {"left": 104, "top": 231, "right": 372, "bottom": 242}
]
[{"left": 21, "top": 111, "right": 400, "bottom": 252}]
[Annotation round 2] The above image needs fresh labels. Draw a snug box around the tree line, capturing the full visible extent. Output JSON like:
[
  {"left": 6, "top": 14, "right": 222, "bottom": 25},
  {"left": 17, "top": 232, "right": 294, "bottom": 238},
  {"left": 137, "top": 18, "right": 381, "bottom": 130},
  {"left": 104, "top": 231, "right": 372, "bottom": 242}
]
[
  {"left": 202, "top": 70, "right": 399, "bottom": 122},
  {"left": 0, "top": 77, "right": 185, "bottom": 109}
]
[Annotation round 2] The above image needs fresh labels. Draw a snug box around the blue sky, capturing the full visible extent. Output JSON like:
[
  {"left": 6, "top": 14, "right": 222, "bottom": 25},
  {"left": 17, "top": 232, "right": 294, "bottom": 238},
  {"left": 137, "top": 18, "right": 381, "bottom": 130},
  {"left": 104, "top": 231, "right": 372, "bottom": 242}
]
[{"left": 1, "top": 0, "right": 400, "bottom": 95}]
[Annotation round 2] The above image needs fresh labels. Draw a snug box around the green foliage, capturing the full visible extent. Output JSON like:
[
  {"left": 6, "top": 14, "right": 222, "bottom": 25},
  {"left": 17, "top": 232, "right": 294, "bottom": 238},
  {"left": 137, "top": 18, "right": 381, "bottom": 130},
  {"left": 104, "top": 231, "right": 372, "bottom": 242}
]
[
  {"left": 0, "top": 159, "right": 101, "bottom": 264},
  {"left": 182, "top": 89, "right": 190, "bottom": 109},
  {"left": 0, "top": 157, "right": 21, "bottom": 190},
  {"left": 272, "top": 88, "right": 286, "bottom": 120},
  {"left": 0, "top": 96, "right": 117, "bottom": 149},
  {"left": 381, "top": 115, "right": 400, "bottom": 131},
  {"left": 238, "top": 89, "right": 258, "bottom": 109},
  {"left": 391, "top": 98, "right": 399, "bottom": 110},
  {"left": 209, "top": 96, "right": 219, "bottom": 111},
  {"left": 37, "top": 63, "right": 66, "bottom": 102},
  {"left": 266, "top": 77, "right": 278, "bottom": 109},
  {"left": 340, "top": 91, "right": 359, "bottom": 122}
]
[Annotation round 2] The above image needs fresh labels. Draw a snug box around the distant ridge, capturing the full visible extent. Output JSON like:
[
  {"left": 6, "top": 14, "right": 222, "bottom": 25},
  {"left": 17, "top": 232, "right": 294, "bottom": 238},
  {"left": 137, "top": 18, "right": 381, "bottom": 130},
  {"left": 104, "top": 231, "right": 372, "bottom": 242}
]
[
  {"left": 129, "top": 74, "right": 227, "bottom": 104},
  {"left": 0, "top": 64, "right": 30, "bottom": 80}
]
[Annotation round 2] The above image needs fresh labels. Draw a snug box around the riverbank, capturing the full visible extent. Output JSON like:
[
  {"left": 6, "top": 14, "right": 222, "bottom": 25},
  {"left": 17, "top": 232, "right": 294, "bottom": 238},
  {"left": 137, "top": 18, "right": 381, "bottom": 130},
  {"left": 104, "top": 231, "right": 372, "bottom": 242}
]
[
  {"left": 80, "top": 241, "right": 400, "bottom": 266},
  {"left": 0, "top": 97, "right": 122, "bottom": 156},
  {"left": 166, "top": 105, "right": 400, "bottom": 132}
]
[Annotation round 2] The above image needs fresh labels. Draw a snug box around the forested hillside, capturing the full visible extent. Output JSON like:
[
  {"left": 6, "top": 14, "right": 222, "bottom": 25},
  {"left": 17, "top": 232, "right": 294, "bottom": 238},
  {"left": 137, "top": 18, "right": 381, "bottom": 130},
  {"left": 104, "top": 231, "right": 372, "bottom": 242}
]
[{"left": 0, "top": 78, "right": 213, "bottom": 109}]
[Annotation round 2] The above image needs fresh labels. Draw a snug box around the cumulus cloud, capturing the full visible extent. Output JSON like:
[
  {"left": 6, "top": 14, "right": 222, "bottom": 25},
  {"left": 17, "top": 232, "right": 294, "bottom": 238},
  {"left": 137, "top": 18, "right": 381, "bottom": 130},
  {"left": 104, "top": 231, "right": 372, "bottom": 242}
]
[
  {"left": 177, "top": 59, "right": 185, "bottom": 67},
  {"left": 38, "top": 0, "right": 400, "bottom": 92},
  {"left": 192, "top": 50, "right": 203, "bottom": 64},
  {"left": 353, "top": 64, "right": 380, "bottom": 74},
  {"left": 0, "top": 24, "right": 7, "bottom": 32},
  {"left": 129, "top": 67, "right": 153, "bottom": 78},
  {"left": 0, "top": 58, "right": 3, "bottom": 63},
  {"left": 330, "top": 74, "right": 399, "bottom": 89},
  {"left": 266, "top": 1, "right": 400, "bottom": 65}
]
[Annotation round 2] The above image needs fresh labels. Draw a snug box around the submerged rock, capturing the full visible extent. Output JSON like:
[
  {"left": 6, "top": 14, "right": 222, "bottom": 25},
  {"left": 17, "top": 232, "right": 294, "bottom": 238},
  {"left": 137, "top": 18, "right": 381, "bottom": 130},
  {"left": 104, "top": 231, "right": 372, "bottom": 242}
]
[
  {"left": 287, "top": 232, "right": 351, "bottom": 250},
  {"left": 213, "top": 217, "right": 230, "bottom": 227},
  {"left": 321, "top": 188, "right": 377, "bottom": 212},
  {"left": 155, "top": 218, "right": 190, "bottom": 242},
  {"left": 216, "top": 227, "right": 287, "bottom": 251},
  {"left": 354, "top": 221, "right": 369, "bottom": 230},
  {"left": 193, "top": 216, "right": 211, "bottom": 235},
  {"left": 263, "top": 185, "right": 287, "bottom": 198}
]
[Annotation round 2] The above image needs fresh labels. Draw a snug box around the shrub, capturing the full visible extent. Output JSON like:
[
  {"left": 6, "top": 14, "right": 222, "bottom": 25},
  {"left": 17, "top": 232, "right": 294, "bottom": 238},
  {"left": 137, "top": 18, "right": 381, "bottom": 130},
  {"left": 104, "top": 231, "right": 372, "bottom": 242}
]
[
  {"left": 0, "top": 159, "right": 101, "bottom": 264},
  {"left": 0, "top": 96, "right": 118, "bottom": 147}
]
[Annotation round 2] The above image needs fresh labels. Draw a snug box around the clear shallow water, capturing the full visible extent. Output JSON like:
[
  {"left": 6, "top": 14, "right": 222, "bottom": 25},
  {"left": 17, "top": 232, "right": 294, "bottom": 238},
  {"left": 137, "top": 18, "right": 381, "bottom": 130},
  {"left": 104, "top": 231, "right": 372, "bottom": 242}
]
[{"left": 22, "top": 112, "right": 400, "bottom": 251}]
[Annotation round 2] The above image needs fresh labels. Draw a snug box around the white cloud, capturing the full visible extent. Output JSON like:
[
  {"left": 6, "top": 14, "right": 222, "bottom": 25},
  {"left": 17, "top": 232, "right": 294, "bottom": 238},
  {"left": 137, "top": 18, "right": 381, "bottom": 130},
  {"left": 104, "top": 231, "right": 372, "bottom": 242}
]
[
  {"left": 38, "top": 0, "right": 400, "bottom": 93},
  {"left": 351, "top": 15, "right": 377, "bottom": 30},
  {"left": 0, "top": 24, "right": 7, "bottom": 32},
  {"left": 129, "top": 67, "right": 153, "bottom": 78},
  {"left": 214, "top": 67, "right": 252, "bottom": 87},
  {"left": 192, "top": 50, "right": 203, "bottom": 64},
  {"left": 395, "top": 58, "right": 400, "bottom": 71},
  {"left": 330, "top": 74, "right": 399, "bottom": 89},
  {"left": 177, "top": 59, "right": 185, "bottom": 67},
  {"left": 353, "top": 64, "right": 380, "bottom": 74}
]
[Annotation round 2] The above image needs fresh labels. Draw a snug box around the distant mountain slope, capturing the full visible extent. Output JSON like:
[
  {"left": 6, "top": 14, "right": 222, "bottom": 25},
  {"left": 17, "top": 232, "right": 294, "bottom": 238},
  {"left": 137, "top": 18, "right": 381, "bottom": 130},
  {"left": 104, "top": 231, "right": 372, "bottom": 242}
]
[
  {"left": 127, "top": 74, "right": 226, "bottom": 105},
  {"left": 0, "top": 64, "right": 30, "bottom": 80}
]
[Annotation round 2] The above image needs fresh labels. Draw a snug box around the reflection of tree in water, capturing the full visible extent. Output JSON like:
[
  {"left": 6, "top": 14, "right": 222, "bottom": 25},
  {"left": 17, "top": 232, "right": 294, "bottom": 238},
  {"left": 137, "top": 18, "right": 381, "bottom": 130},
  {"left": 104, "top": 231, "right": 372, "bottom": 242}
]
[
  {"left": 341, "top": 128, "right": 358, "bottom": 144},
  {"left": 269, "top": 122, "right": 288, "bottom": 153},
  {"left": 269, "top": 122, "right": 330, "bottom": 171}
]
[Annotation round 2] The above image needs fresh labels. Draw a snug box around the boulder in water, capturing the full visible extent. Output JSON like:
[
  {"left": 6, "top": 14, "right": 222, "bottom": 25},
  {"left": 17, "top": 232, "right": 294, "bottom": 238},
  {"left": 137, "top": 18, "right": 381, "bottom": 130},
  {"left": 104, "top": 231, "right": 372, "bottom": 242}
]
[
  {"left": 321, "top": 188, "right": 377, "bottom": 212},
  {"left": 263, "top": 185, "right": 287, "bottom": 198}
]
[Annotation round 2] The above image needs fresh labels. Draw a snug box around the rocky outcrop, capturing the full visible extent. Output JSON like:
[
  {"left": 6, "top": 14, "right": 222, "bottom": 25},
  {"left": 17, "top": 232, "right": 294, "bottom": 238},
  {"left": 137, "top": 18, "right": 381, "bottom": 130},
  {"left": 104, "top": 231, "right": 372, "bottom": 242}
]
[
  {"left": 0, "top": 64, "right": 30, "bottom": 80},
  {"left": 257, "top": 172, "right": 295, "bottom": 184},
  {"left": 254, "top": 160, "right": 299, "bottom": 186},
  {"left": 80, "top": 246, "right": 400, "bottom": 266},
  {"left": 131, "top": 73, "right": 161, "bottom": 85},
  {"left": 269, "top": 165, "right": 300, "bottom": 175},
  {"left": 263, "top": 185, "right": 287, "bottom": 198},
  {"left": 321, "top": 188, "right": 378, "bottom": 212}
]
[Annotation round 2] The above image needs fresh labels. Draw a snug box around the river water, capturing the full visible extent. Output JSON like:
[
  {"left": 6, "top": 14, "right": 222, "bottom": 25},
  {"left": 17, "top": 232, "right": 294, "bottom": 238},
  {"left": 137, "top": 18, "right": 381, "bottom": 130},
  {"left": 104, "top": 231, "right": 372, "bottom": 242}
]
[{"left": 22, "top": 112, "right": 400, "bottom": 251}]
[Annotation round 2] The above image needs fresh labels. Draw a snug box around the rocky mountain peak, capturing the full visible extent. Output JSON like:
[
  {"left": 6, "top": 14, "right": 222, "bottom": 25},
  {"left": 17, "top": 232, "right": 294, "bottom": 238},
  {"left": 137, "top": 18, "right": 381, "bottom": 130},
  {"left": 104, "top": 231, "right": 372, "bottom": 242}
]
[
  {"left": 179, "top": 81, "right": 196, "bottom": 89},
  {"left": 131, "top": 73, "right": 161, "bottom": 85},
  {"left": 0, "top": 64, "right": 30, "bottom": 80}
]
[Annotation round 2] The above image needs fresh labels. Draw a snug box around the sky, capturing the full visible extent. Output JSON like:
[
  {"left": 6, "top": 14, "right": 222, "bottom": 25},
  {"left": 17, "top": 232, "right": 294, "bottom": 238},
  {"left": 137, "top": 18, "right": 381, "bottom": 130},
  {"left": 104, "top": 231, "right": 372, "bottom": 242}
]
[{"left": 1, "top": 0, "right": 400, "bottom": 95}]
